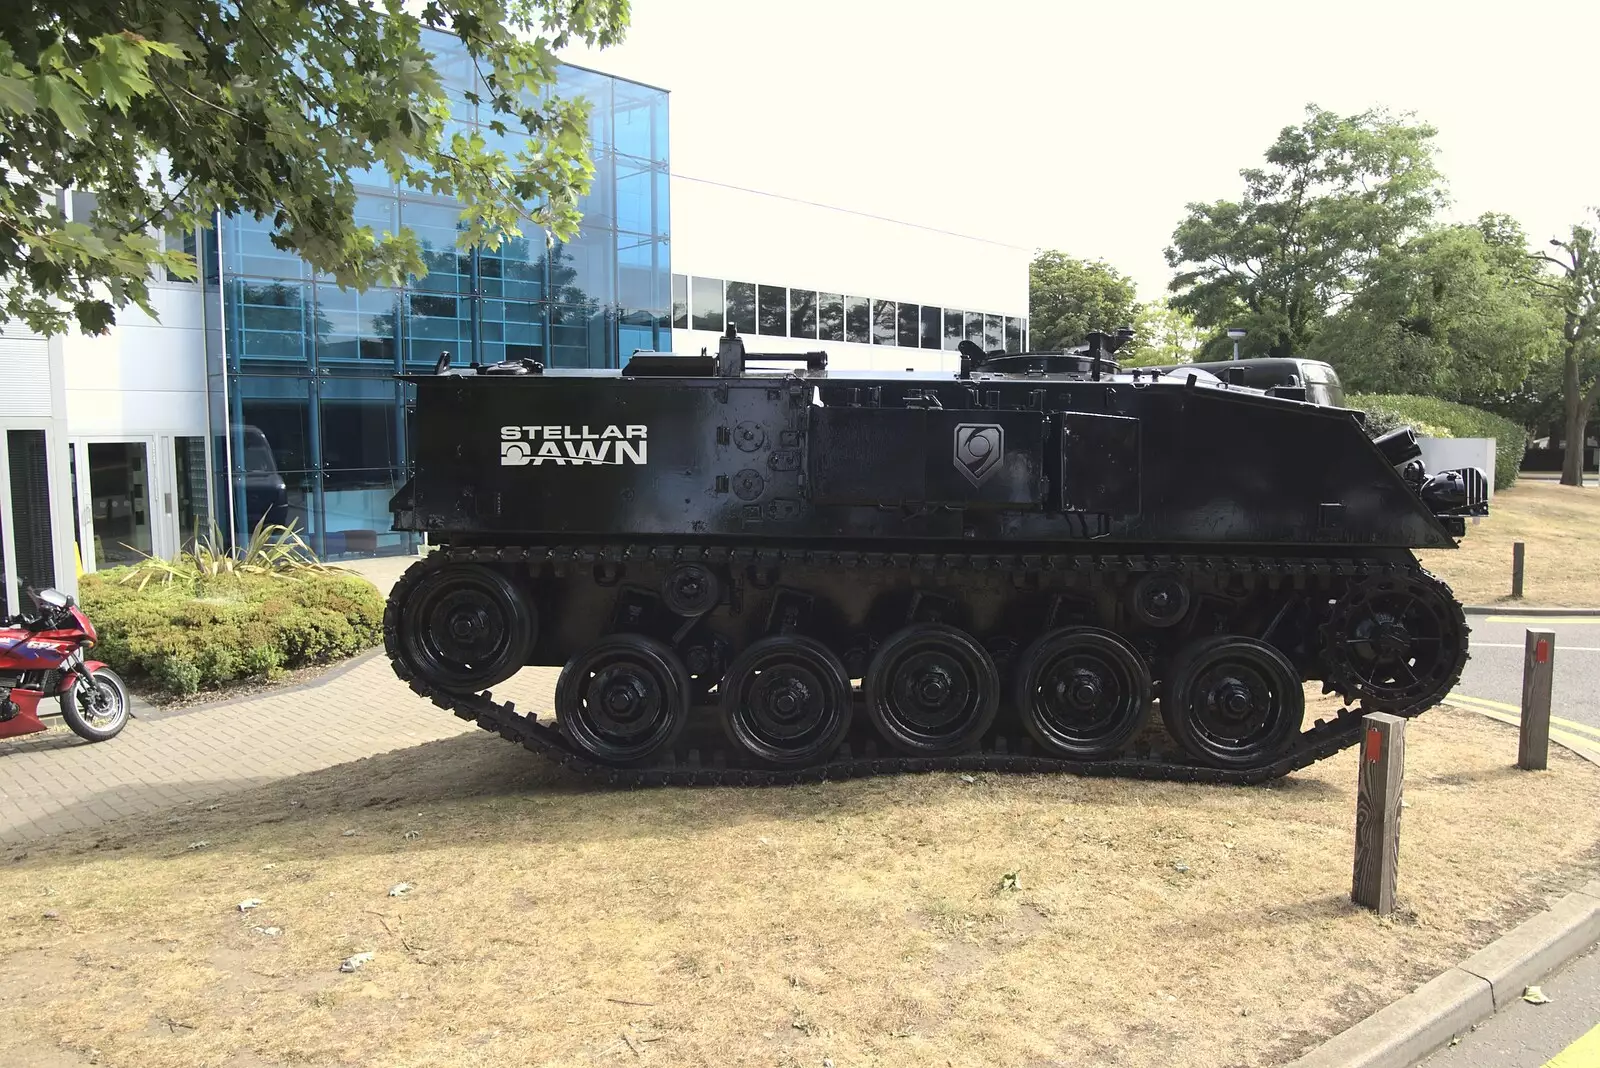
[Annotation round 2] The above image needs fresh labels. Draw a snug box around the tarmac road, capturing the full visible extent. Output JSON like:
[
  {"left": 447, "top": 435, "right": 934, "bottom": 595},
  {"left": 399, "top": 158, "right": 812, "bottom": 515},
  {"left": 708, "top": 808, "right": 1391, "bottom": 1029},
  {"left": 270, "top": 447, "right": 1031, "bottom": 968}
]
[
  {"left": 1451, "top": 613, "right": 1600, "bottom": 759},
  {"left": 1403, "top": 615, "right": 1600, "bottom": 1067}
]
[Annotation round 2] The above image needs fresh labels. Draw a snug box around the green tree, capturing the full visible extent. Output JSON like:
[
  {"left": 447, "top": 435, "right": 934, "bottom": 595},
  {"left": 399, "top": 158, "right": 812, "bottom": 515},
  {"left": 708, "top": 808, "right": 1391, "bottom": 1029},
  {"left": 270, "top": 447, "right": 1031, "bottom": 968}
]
[
  {"left": 1165, "top": 104, "right": 1446, "bottom": 359},
  {"left": 1027, "top": 250, "right": 1140, "bottom": 352},
  {"left": 1127, "top": 301, "right": 1204, "bottom": 364},
  {"left": 1532, "top": 213, "right": 1600, "bottom": 486},
  {"left": 1310, "top": 214, "right": 1557, "bottom": 403},
  {"left": 0, "top": 0, "right": 629, "bottom": 337}
]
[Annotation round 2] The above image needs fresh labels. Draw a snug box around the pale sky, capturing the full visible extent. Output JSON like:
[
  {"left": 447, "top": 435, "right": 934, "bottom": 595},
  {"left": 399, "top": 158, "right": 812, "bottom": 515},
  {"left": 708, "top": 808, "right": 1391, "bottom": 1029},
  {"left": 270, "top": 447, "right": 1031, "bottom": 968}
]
[{"left": 562, "top": 0, "right": 1600, "bottom": 302}]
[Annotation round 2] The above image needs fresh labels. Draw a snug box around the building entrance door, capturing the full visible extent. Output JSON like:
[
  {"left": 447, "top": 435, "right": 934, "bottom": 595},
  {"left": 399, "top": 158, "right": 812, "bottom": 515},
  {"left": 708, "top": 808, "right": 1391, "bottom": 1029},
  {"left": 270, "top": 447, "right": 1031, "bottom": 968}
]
[
  {"left": 82, "top": 441, "right": 155, "bottom": 569},
  {"left": 0, "top": 426, "right": 63, "bottom": 615}
]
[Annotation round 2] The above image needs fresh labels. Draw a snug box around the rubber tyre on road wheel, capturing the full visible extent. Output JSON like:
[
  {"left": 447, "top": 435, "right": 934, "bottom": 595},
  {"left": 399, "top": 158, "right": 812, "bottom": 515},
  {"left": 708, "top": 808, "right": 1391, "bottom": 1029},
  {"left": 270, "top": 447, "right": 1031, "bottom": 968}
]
[
  {"left": 865, "top": 623, "right": 999, "bottom": 757},
  {"left": 1161, "top": 636, "right": 1303, "bottom": 770},
  {"left": 1013, "top": 627, "right": 1152, "bottom": 760},
  {"left": 398, "top": 565, "right": 536, "bottom": 694},
  {"left": 720, "top": 635, "right": 853, "bottom": 767},
  {"left": 557, "top": 635, "right": 691, "bottom": 766}
]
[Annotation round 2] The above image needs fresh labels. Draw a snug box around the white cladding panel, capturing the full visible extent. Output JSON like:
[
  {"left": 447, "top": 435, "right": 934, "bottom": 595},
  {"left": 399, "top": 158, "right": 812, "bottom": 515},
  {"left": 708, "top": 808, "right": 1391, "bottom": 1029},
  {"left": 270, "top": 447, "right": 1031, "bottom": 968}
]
[
  {"left": 0, "top": 326, "right": 52, "bottom": 417},
  {"left": 63, "top": 285, "right": 208, "bottom": 436},
  {"left": 669, "top": 177, "right": 1028, "bottom": 322}
]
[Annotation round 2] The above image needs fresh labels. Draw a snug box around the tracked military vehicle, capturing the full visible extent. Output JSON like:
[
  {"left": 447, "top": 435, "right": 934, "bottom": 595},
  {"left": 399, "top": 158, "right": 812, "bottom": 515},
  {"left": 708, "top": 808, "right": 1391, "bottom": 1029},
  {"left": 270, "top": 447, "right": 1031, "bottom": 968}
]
[{"left": 383, "top": 327, "right": 1488, "bottom": 786}]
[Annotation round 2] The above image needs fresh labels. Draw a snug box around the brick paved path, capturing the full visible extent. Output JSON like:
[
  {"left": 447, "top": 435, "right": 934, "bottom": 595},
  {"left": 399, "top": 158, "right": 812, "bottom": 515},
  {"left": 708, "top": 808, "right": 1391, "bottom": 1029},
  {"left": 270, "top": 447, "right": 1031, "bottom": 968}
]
[{"left": 0, "top": 651, "right": 559, "bottom": 845}]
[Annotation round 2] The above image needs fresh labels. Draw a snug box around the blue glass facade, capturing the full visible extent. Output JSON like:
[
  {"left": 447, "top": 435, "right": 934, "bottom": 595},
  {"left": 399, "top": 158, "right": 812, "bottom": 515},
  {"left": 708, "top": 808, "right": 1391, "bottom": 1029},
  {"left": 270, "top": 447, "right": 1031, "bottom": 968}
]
[{"left": 202, "top": 38, "right": 670, "bottom": 557}]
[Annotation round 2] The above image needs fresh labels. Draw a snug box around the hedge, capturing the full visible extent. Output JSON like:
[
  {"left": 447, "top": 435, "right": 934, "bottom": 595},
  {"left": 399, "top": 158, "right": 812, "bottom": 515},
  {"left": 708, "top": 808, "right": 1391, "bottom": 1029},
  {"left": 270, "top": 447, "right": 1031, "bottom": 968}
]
[
  {"left": 1347, "top": 393, "right": 1527, "bottom": 491},
  {"left": 79, "top": 570, "right": 386, "bottom": 696}
]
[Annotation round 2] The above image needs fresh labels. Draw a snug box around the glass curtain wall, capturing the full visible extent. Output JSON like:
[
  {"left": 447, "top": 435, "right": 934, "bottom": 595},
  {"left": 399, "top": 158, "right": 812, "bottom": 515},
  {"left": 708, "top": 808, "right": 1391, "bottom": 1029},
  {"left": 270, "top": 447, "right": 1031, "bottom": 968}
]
[{"left": 203, "top": 39, "right": 670, "bottom": 557}]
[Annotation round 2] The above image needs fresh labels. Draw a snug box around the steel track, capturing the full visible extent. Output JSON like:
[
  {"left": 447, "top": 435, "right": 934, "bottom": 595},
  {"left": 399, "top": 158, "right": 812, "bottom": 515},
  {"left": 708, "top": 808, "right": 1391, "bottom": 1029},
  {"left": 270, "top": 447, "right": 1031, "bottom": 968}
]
[{"left": 382, "top": 544, "right": 1469, "bottom": 788}]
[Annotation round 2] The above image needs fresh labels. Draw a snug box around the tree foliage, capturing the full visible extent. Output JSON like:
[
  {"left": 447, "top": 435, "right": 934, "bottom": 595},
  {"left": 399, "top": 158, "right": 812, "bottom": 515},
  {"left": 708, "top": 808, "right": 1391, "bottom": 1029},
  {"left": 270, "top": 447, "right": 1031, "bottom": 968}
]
[
  {"left": 1027, "top": 250, "right": 1140, "bottom": 352},
  {"left": 1532, "top": 212, "right": 1600, "bottom": 485},
  {"left": 1310, "top": 213, "right": 1557, "bottom": 404},
  {"left": 1165, "top": 104, "right": 1446, "bottom": 359},
  {"left": 0, "top": 0, "right": 629, "bottom": 336},
  {"left": 1128, "top": 301, "right": 1204, "bottom": 364}
]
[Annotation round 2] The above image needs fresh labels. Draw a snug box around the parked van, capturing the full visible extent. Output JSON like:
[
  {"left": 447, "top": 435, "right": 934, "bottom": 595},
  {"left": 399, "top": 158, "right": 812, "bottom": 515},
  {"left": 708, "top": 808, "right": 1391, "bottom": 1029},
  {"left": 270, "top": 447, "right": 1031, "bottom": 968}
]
[{"left": 1138, "top": 358, "right": 1347, "bottom": 408}]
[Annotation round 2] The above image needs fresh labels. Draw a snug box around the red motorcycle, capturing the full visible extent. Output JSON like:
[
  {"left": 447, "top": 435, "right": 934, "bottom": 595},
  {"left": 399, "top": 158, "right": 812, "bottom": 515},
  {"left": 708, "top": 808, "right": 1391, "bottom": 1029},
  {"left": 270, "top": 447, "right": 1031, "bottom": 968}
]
[{"left": 0, "top": 587, "right": 129, "bottom": 743}]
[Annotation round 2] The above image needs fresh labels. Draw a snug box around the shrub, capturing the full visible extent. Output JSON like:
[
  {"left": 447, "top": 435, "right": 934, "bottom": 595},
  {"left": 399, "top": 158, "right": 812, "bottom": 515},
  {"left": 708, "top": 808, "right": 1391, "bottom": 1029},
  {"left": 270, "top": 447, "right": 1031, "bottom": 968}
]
[
  {"left": 79, "top": 570, "right": 387, "bottom": 697},
  {"left": 1347, "top": 392, "right": 1527, "bottom": 491}
]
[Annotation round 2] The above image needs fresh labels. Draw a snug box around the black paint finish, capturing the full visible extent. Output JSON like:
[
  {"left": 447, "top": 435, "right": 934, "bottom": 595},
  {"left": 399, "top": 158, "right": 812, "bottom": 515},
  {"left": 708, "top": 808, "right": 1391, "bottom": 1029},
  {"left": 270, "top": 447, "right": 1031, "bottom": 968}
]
[{"left": 396, "top": 343, "right": 1456, "bottom": 553}]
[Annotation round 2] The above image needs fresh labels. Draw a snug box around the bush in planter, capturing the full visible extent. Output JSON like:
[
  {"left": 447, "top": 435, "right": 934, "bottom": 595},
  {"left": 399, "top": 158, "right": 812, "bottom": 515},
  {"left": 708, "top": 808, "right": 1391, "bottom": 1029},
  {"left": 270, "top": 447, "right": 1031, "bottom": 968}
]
[{"left": 79, "top": 566, "right": 387, "bottom": 698}]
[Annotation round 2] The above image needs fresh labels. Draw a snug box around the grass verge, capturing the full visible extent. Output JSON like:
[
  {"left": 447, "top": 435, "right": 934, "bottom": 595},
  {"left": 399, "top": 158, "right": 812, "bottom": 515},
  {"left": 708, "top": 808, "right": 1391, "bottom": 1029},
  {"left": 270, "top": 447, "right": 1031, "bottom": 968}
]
[
  {"left": 1419, "top": 480, "right": 1600, "bottom": 607},
  {"left": 2, "top": 694, "right": 1597, "bottom": 1068}
]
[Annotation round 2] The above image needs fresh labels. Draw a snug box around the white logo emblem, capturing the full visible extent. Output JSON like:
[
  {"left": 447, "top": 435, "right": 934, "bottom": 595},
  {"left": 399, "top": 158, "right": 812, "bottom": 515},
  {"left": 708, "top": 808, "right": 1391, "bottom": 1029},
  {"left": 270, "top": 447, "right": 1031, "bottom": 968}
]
[
  {"left": 954, "top": 423, "right": 1003, "bottom": 486},
  {"left": 499, "top": 425, "right": 648, "bottom": 466}
]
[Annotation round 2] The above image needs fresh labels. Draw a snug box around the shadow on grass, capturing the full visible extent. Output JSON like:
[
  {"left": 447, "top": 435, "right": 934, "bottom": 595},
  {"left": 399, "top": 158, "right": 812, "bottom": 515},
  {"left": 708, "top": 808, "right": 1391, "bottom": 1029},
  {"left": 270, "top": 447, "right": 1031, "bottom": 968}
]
[{"left": 2, "top": 723, "right": 1346, "bottom": 872}]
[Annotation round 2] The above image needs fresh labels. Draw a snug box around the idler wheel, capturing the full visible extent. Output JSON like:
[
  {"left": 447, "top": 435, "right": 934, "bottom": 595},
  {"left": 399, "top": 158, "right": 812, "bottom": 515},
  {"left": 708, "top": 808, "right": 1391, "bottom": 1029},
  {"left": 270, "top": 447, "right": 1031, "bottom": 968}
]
[
  {"left": 1161, "top": 636, "right": 1303, "bottom": 770},
  {"left": 865, "top": 623, "right": 999, "bottom": 757},
  {"left": 1013, "top": 627, "right": 1152, "bottom": 759},
  {"left": 556, "top": 635, "right": 690, "bottom": 766},
  {"left": 1130, "top": 572, "right": 1191, "bottom": 628},
  {"left": 720, "top": 635, "right": 853, "bottom": 766},
  {"left": 398, "top": 565, "right": 535, "bottom": 693},
  {"left": 1321, "top": 572, "right": 1467, "bottom": 714}
]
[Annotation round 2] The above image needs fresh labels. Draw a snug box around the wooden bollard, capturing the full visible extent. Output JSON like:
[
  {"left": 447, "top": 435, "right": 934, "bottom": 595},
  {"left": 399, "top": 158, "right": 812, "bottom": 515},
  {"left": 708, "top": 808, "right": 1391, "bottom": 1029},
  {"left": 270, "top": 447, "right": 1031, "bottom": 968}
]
[
  {"left": 1512, "top": 541, "right": 1526, "bottom": 600},
  {"left": 1518, "top": 629, "right": 1556, "bottom": 771},
  {"left": 1352, "top": 712, "right": 1406, "bottom": 916}
]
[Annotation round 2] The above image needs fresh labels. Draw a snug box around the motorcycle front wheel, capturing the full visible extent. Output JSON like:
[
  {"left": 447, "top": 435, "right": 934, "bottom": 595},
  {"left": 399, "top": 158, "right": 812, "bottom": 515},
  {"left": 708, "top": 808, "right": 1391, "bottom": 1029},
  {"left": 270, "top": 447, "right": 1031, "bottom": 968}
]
[{"left": 61, "top": 666, "right": 130, "bottom": 742}]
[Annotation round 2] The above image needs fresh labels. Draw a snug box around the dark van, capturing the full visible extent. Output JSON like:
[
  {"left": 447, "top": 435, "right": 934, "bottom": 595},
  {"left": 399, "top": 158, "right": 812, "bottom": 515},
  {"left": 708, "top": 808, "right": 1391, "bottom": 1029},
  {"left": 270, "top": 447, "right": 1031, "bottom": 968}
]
[{"left": 1139, "top": 358, "right": 1347, "bottom": 408}]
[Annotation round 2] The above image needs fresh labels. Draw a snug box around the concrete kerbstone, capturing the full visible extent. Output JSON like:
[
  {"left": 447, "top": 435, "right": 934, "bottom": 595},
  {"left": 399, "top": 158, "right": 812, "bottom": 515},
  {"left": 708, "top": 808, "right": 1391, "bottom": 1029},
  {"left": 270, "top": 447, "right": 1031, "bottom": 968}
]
[
  {"left": 1456, "top": 892, "right": 1600, "bottom": 1009},
  {"left": 1284, "top": 968, "right": 1492, "bottom": 1068}
]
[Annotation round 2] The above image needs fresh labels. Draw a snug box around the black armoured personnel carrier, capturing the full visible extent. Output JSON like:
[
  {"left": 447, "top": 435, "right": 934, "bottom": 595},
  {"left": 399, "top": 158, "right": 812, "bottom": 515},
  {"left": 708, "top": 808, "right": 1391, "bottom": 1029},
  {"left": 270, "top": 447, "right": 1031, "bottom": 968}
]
[{"left": 383, "top": 328, "right": 1488, "bottom": 786}]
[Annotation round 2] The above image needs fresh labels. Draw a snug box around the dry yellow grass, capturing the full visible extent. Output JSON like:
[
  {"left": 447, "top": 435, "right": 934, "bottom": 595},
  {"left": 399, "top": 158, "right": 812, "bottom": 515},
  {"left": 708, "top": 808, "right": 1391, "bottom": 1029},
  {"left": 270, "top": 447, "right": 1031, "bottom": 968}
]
[
  {"left": 1420, "top": 480, "right": 1600, "bottom": 606},
  {"left": 3, "top": 695, "right": 1598, "bottom": 1068}
]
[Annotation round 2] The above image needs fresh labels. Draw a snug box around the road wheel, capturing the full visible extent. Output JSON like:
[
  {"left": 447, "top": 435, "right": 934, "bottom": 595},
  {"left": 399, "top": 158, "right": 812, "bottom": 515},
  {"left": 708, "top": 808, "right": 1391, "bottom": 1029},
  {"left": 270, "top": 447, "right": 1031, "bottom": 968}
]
[{"left": 1161, "top": 636, "right": 1303, "bottom": 770}]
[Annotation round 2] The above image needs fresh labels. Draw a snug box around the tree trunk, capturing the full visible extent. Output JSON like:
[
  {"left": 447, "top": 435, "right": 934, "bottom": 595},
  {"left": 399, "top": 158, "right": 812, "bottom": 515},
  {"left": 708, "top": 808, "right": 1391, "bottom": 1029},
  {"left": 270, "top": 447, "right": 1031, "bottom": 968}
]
[{"left": 1561, "top": 349, "right": 1584, "bottom": 486}]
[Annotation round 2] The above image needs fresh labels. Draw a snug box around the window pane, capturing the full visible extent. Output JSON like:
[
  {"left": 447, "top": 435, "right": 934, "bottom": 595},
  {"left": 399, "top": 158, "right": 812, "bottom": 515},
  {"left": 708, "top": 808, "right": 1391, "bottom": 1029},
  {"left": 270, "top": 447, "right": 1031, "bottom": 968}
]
[
  {"left": 1021, "top": 317, "right": 1028, "bottom": 350},
  {"left": 726, "top": 281, "right": 757, "bottom": 334},
  {"left": 897, "top": 302, "right": 919, "bottom": 347},
  {"left": 845, "top": 297, "right": 870, "bottom": 344},
  {"left": 964, "top": 311, "right": 984, "bottom": 345},
  {"left": 315, "top": 285, "right": 399, "bottom": 366},
  {"left": 871, "top": 299, "right": 896, "bottom": 346},
  {"left": 921, "top": 306, "right": 942, "bottom": 350},
  {"left": 691, "top": 277, "right": 724, "bottom": 331},
  {"left": 175, "top": 436, "right": 209, "bottom": 549},
  {"left": 790, "top": 290, "right": 818, "bottom": 339},
  {"left": 757, "top": 284, "right": 787, "bottom": 336},
  {"left": 229, "top": 280, "right": 310, "bottom": 369},
  {"left": 819, "top": 293, "right": 844, "bottom": 342},
  {"left": 944, "top": 309, "right": 964, "bottom": 350},
  {"left": 672, "top": 273, "right": 688, "bottom": 330},
  {"left": 984, "top": 313, "right": 1003, "bottom": 351},
  {"left": 1005, "top": 316, "right": 1022, "bottom": 354},
  {"left": 8, "top": 430, "right": 55, "bottom": 592}
]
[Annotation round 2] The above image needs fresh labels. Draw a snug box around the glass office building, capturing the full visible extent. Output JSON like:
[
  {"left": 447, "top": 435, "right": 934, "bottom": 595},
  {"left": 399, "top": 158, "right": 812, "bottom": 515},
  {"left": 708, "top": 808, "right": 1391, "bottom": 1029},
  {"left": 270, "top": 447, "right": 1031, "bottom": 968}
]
[{"left": 201, "top": 37, "right": 670, "bottom": 557}]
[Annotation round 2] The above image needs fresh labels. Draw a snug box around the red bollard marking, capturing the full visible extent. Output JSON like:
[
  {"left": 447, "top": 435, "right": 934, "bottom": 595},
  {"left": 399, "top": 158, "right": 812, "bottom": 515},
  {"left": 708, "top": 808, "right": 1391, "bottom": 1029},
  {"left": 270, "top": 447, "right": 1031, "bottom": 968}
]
[
  {"left": 1536, "top": 639, "right": 1550, "bottom": 664},
  {"left": 1364, "top": 727, "right": 1383, "bottom": 762}
]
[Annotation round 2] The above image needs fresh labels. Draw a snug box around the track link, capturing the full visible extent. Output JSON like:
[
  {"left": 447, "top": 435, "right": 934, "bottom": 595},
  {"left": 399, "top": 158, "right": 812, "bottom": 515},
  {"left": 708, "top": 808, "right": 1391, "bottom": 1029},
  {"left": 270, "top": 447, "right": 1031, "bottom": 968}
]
[{"left": 382, "top": 544, "right": 1469, "bottom": 788}]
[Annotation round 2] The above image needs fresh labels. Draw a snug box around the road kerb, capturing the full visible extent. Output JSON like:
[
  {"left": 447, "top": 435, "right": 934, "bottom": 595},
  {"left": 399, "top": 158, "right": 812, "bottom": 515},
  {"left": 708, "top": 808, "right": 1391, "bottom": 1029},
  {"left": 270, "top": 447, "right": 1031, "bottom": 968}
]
[
  {"left": 1283, "top": 880, "right": 1600, "bottom": 1068},
  {"left": 1463, "top": 605, "right": 1600, "bottom": 617}
]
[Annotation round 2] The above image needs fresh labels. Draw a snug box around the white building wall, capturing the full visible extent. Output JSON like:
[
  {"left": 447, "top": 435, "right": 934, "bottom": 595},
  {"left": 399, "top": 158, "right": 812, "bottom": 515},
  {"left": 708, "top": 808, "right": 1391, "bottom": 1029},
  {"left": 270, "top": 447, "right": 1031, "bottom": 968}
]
[
  {"left": 62, "top": 283, "right": 208, "bottom": 438},
  {"left": 668, "top": 176, "right": 1030, "bottom": 372}
]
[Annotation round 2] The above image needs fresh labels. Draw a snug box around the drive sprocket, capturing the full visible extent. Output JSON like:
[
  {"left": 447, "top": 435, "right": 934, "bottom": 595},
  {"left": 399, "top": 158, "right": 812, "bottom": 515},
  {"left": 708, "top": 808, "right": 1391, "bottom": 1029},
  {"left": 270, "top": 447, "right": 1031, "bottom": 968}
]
[{"left": 1320, "top": 570, "right": 1469, "bottom": 716}]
